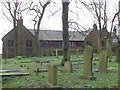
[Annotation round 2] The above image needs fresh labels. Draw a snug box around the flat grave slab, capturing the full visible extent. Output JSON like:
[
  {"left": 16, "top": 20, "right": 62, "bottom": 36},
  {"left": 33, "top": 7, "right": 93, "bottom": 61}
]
[
  {"left": 19, "top": 61, "right": 33, "bottom": 63},
  {"left": 72, "top": 62, "right": 84, "bottom": 65},
  {"left": 34, "top": 68, "right": 113, "bottom": 73},
  {"left": 0, "top": 72, "right": 30, "bottom": 76},
  {"left": 0, "top": 69, "right": 25, "bottom": 72},
  {"left": 73, "top": 68, "right": 113, "bottom": 71},
  {"left": 47, "top": 59, "right": 58, "bottom": 61},
  {"left": 70, "top": 60, "right": 83, "bottom": 62}
]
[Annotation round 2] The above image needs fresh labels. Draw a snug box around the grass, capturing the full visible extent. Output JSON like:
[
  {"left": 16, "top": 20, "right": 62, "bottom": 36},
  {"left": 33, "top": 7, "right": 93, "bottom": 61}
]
[{"left": 0, "top": 55, "right": 119, "bottom": 88}]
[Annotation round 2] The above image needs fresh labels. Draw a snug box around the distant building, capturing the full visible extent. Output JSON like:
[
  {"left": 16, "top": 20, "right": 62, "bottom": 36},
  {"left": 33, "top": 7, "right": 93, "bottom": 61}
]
[
  {"left": 2, "top": 18, "right": 86, "bottom": 59},
  {"left": 84, "top": 23, "right": 112, "bottom": 53},
  {"left": 84, "top": 24, "right": 120, "bottom": 54},
  {"left": 2, "top": 18, "right": 119, "bottom": 59}
]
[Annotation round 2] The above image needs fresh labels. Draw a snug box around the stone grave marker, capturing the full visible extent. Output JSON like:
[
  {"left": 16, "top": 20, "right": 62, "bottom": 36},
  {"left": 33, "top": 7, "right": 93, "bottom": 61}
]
[
  {"left": 106, "top": 39, "right": 112, "bottom": 60},
  {"left": 46, "top": 64, "right": 61, "bottom": 88},
  {"left": 98, "top": 50, "right": 108, "bottom": 72},
  {"left": 55, "top": 49, "right": 59, "bottom": 58},
  {"left": 79, "top": 45, "right": 96, "bottom": 80},
  {"left": 64, "top": 61, "right": 73, "bottom": 73},
  {"left": 116, "top": 46, "right": 120, "bottom": 63}
]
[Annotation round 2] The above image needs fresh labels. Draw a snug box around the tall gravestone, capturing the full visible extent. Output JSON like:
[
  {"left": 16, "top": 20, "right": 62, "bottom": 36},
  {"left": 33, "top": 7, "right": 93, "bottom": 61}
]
[
  {"left": 0, "top": 61, "right": 2, "bottom": 90},
  {"left": 46, "top": 64, "right": 61, "bottom": 88},
  {"left": 55, "top": 49, "right": 58, "bottom": 58},
  {"left": 64, "top": 61, "right": 73, "bottom": 73},
  {"left": 80, "top": 45, "right": 96, "bottom": 80},
  {"left": 98, "top": 50, "right": 108, "bottom": 72},
  {"left": 76, "top": 49, "right": 79, "bottom": 57},
  {"left": 106, "top": 39, "right": 112, "bottom": 60},
  {"left": 116, "top": 46, "right": 120, "bottom": 63}
]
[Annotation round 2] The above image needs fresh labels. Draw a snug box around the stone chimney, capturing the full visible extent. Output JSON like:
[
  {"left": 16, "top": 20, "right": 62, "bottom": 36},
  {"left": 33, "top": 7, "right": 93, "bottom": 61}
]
[
  {"left": 17, "top": 16, "right": 23, "bottom": 25},
  {"left": 113, "top": 26, "right": 117, "bottom": 34},
  {"left": 93, "top": 23, "right": 97, "bottom": 30}
]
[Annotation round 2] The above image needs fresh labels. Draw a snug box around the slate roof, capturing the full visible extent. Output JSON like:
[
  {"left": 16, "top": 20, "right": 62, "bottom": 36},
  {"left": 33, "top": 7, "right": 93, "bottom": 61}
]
[{"left": 29, "top": 29, "right": 86, "bottom": 41}]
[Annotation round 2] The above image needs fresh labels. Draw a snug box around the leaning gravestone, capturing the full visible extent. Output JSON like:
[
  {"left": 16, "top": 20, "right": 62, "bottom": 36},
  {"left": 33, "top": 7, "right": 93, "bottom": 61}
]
[
  {"left": 46, "top": 64, "right": 61, "bottom": 88},
  {"left": 64, "top": 61, "right": 73, "bottom": 73},
  {"left": 98, "top": 50, "right": 108, "bottom": 72},
  {"left": 79, "top": 45, "right": 96, "bottom": 80}
]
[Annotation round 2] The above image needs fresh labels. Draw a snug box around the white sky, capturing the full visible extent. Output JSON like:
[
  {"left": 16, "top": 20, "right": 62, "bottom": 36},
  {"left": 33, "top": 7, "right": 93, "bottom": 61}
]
[{"left": 0, "top": 0, "right": 119, "bottom": 54}]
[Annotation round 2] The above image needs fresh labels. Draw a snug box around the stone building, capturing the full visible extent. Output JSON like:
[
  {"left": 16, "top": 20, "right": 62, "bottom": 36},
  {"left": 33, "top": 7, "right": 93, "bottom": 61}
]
[
  {"left": 2, "top": 18, "right": 85, "bottom": 59},
  {"left": 84, "top": 24, "right": 120, "bottom": 54},
  {"left": 84, "top": 24, "right": 111, "bottom": 53},
  {"left": 2, "top": 18, "right": 119, "bottom": 59}
]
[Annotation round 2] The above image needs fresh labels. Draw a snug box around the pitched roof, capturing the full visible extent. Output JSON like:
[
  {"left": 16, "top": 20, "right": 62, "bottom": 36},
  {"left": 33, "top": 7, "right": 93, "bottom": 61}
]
[{"left": 29, "top": 29, "right": 86, "bottom": 41}]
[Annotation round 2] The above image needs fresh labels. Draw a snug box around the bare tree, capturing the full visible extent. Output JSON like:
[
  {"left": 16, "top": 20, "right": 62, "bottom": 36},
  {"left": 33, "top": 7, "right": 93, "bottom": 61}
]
[
  {"left": 28, "top": 0, "right": 51, "bottom": 56},
  {"left": 78, "top": 0, "right": 120, "bottom": 33},
  {"left": 79, "top": 0, "right": 108, "bottom": 31},
  {"left": 1, "top": 0, "right": 29, "bottom": 57},
  {"left": 61, "top": 0, "right": 70, "bottom": 66},
  {"left": 1, "top": 0, "right": 29, "bottom": 28},
  {"left": 119, "top": 0, "right": 120, "bottom": 26}
]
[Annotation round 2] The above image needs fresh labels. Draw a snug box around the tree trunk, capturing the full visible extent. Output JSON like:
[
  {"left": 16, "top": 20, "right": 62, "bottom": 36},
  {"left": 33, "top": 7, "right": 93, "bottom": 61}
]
[
  {"left": 61, "top": 1, "right": 70, "bottom": 66},
  {"left": 35, "top": 34, "right": 39, "bottom": 57},
  {"left": 14, "top": 9, "right": 18, "bottom": 57},
  {"left": 13, "top": 10, "right": 16, "bottom": 28},
  {"left": 118, "top": 1, "right": 120, "bottom": 26}
]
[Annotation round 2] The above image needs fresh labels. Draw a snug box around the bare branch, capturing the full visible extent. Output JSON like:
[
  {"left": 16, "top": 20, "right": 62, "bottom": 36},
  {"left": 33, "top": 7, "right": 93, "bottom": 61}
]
[{"left": 110, "top": 11, "right": 120, "bottom": 33}]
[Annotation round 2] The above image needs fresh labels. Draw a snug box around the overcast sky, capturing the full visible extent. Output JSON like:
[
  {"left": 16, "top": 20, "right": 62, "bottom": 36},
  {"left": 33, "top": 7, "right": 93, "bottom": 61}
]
[{"left": 0, "top": 0, "right": 119, "bottom": 54}]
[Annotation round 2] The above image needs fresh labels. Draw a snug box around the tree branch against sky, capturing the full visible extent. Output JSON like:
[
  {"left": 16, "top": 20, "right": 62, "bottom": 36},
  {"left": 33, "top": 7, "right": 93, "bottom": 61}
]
[
  {"left": 1, "top": 0, "right": 30, "bottom": 28},
  {"left": 61, "top": 0, "right": 69, "bottom": 66},
  {"left": 28, "top": 0, "right": 51, "bottom": 56},
  {"left": 0, "top": 0, "right": 119, "bottom": 54}
]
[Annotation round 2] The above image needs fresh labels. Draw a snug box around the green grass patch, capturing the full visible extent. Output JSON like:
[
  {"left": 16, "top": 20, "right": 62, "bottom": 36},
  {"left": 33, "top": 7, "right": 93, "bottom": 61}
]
[{"left": 1, "top": 55, "right": 119, "bottom": 88}]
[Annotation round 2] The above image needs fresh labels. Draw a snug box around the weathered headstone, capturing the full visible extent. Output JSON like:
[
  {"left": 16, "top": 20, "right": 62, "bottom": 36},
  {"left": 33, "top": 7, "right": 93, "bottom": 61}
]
[
  {"left": 106, "top": 39, "right": 112, "bottom": 59},
  {"left": 46, "top": 64, "right": 61, "bottom": 88},
  {"left": 55, "top": 49, "right": 58, "bottom": 58},
  {"left": 116, "top": 47, "right": 120, "bottom": 63},
  {"left": 98, "top": 50, "right": 108, "bottom": 72},
  {"left": 76, "top": 49, "right": 79, "bottom": 57},
  {"left": 79, "top": 45, "right": 96, "bottom": 80},
  {"left": 36, "top": 68, "right": 39, "bottom": 75},
  {"left": 64, "top": 61, "right": 73, "bottom": 73},
  {"left": 0, "top": 62, "right": 2, "bottom": 90}
]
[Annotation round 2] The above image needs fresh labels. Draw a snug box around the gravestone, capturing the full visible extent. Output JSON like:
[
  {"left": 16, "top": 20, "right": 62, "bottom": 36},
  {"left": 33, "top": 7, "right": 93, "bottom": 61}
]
[
  {"left": 46, "top": 64, "right": 61, "bottom": 88},
  {"left": 106, "top": 39, "right": 112, "bottom": 59},
  {"left": 55, "top": 49, "right": 58, "bottom": 58},
  {"left": 64, "top": 61, "right": 73, "bottom": 73},
  {"left": 0, "top": 62, "right": 2, "bottom": 90},
  {"left": 76, "top": 49, "right": 79, "bottom": 57},
  {"left": 98, "top": 50, "right": 108, "bottom": 72},
  {"left": 79, "top": 45, "right": 96, "bottom": 80},
  {"left": 116, "top": 47, "right": 120, "bottom": 63}
]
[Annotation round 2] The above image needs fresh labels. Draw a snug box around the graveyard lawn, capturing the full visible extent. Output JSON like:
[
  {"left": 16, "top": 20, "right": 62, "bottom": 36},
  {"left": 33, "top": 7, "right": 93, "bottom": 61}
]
[{"left": 1, "top": 55, "right": 119, "bottom": 88}]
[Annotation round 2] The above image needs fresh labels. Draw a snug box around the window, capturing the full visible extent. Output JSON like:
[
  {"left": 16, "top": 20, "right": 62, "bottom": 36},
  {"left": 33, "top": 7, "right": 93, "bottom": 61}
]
[
  {"left": 26, "top": 40, "right": 32, "bottom": 47},
  {"left": 101, "top": 40, "right": 104, "bottom": 46},
  {"left": 113, "top": 39, "right": 118, "bottom": 43},
  {"left": 79, "top": 42, "right": 84, "bottom": 47},
  {"left": 40, "top": 40, "right": 62, "bottom": 47},
  {"left": 40, "top": 40, "right": 48, "bottom": 47},
  {"left": 8, "top": 40, "right": 14, "bottom": 47},
  {"left": 69, "top": 41, "right": 77, "bottom": 47},
  {"left": 87, "top": 41, "right": 92, "bottom": 46}
]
